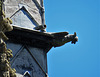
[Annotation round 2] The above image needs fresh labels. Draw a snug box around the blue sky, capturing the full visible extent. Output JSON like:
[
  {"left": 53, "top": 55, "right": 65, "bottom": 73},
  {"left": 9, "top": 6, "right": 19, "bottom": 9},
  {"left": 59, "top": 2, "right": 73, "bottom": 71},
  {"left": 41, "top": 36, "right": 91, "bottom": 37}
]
[{"left": 44, "top": 0, "right": 99, "bottom": 77}]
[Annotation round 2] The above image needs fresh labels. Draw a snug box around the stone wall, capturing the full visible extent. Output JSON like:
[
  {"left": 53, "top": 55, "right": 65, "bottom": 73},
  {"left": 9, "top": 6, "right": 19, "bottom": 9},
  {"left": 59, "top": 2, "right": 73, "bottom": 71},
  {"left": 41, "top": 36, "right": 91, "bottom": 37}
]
[
  {"left": 7, "top": 42, "right": 47, "bottom": 77},
  {"left": 4, "top": 0, "right": 44, "bottom": 30}
]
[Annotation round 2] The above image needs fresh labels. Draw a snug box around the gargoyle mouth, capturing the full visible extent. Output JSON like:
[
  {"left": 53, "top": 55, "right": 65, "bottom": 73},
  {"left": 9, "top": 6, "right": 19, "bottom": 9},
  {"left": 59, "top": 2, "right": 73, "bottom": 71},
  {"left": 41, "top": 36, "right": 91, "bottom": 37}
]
[{"left": 71, "top": 36, "right": 78, "bottom": 44}]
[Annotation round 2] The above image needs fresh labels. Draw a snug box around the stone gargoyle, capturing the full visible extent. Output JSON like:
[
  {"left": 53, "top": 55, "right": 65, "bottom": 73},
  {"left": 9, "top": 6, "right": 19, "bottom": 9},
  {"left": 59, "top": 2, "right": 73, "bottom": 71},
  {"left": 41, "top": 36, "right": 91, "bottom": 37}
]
[
  {"left": 0, "top": 17, "right": 13, "bottom": 32},
  {"left": 0, "top": 0, "right": 13, "bottom": 41},
  {"left": 0, "top": 12, "right": 13, "bottom": 41},
  {"left": 50, "top": 32, "right": 78, "bottom": 47}
]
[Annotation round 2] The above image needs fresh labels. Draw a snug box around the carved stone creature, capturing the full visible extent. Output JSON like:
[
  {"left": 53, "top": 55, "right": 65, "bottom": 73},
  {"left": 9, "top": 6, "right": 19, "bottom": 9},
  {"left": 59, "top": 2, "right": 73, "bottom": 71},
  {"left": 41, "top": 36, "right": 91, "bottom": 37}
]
[
  {"left": 34, "top": 24, "right": 46, "bottom": 32},
  {"left": 51, "top": 32, "right": 78, "bottom": 47},
  {"left": 0, "top": 1, "right": 13, "bottom": 33},
  {"left": 0, "top": 17, "right": 13, "bottom": 33},
  {"left": 0, "top": 1, "right": 13, "bottom": 42}
]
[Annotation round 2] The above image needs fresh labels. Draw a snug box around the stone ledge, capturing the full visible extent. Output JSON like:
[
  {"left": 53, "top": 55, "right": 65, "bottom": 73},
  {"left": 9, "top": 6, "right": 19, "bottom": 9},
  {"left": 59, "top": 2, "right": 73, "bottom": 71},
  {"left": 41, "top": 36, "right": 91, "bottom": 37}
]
[{"left": 5, "top": 26, "right": 53, "bottom": 52}]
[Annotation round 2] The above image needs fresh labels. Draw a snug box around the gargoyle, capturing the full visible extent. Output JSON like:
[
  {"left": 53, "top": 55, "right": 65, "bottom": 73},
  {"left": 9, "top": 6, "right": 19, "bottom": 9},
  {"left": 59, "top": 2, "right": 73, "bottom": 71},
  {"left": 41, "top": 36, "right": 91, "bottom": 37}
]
[
  {"left": 51, "top": 32, "right": 78, "bottom": 47},
  {"left": 0, "top": 0, "right": 13, "bottom": 41},
  {"left": 0, "top": 16, "right": 13, "bottom": 33},
  {"left": 34, "top": 24, "right": 46, "bottom": 32}
]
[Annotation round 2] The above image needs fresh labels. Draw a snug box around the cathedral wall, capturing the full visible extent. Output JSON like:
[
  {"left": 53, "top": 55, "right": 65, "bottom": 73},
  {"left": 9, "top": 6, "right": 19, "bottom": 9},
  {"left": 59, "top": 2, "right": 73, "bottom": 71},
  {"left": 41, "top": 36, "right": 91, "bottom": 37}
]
[
  {"left": 4, "top": 0, "right": 43, "bottom": 27},
  {"left": 7, "top": 42, "right": 47, "bottom": 77}
]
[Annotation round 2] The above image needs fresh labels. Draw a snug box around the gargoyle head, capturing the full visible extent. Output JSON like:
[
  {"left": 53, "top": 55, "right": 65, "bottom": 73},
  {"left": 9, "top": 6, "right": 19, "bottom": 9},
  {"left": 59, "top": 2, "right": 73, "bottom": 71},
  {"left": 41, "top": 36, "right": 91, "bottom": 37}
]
[{"left": 71, "top": 32, "right": 78, "bottom": 44}]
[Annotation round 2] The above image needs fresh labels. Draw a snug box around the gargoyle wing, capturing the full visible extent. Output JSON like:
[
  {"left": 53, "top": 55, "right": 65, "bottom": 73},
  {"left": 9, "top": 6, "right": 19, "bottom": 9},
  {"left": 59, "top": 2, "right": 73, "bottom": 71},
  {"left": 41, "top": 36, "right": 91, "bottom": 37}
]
[{"left": 51, "top": 32, "right": 69, "bottom": 38}]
